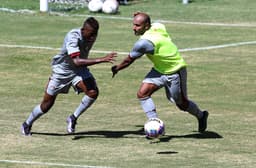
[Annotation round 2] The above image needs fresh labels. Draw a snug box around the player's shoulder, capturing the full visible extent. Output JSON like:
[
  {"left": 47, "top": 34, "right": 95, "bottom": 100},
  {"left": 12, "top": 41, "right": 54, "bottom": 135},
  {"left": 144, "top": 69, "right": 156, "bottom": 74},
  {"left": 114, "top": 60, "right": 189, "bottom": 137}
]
[
  {"left": 67, "top": 28, "right": 81, "bottom": 37},
  {"left": 135, "top": 39, "right": 154, "bottom": 48}
]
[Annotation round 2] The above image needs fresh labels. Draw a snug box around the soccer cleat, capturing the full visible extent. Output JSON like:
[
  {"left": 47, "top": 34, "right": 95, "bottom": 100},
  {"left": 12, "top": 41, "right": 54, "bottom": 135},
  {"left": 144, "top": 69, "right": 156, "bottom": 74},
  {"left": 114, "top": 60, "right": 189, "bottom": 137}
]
[
  {"left": 21, "top": 122, "right": 32, "bottom": 136},
  {"left": 198, "top": 111, "right": 209, "bottom": 132},
  {"left": 66, "top": 115, "right": 77, "bottom": 133}
]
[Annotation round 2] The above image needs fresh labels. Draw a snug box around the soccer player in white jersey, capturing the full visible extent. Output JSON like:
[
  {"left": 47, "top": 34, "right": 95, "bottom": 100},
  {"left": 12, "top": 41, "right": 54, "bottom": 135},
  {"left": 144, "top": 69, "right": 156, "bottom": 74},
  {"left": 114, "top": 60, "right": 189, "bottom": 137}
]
[
  {"left": 111, "top": 12, "right": 209, "bottom": 132},
  {"left": 21, "top": 17, "right": 117, "bottom": 136}
]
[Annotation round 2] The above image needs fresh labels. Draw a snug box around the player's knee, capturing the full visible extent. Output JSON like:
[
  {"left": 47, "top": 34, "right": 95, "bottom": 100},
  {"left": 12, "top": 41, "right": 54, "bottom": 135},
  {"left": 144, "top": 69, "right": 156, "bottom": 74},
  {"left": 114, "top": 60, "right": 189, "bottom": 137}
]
[
  {"left": 176, "top": 104, "right": 187, "bottom": 111},
  {"left": 176, "top": 100, "right": 189, "bottom": 111},
  {"left": 137, "top": 91, "right": 147, "bottom": 99},
  {"left": 86, "top": 89, "right": 98, "bottom": 99}
]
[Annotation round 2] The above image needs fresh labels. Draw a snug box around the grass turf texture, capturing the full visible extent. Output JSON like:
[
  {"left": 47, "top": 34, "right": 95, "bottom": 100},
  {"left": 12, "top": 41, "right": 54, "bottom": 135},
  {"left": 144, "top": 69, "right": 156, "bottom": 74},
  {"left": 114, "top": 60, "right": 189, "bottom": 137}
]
[{"left": 0, "top": 0, "right": 256, "bottom": 168}]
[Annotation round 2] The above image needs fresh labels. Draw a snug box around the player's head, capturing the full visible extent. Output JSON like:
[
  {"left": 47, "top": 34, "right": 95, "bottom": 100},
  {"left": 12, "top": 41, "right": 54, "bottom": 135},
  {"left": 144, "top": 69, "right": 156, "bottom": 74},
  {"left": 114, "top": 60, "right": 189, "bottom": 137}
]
[
  {"left": 133, "top": 12, "right": 151, "bottom": 36},
  {"left": 81, "top": 17, "right": 99, "bottom": 43}
]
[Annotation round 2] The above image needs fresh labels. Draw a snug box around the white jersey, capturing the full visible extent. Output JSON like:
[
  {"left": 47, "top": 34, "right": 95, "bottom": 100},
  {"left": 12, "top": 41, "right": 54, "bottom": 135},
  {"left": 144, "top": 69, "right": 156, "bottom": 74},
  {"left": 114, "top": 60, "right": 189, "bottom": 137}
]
[
  {"left": 51, "top": 28, "right": 91, "bottom": 79},
  {"left": 46, "top": 28, "right": 94, "bottom": 95}
]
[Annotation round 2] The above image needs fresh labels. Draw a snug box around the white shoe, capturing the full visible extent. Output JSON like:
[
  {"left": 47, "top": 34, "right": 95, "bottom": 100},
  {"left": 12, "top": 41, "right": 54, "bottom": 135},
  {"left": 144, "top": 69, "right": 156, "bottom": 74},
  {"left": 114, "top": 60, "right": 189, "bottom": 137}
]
[{"left": 66, "top": 115, "right": 77, "bottom": 133}]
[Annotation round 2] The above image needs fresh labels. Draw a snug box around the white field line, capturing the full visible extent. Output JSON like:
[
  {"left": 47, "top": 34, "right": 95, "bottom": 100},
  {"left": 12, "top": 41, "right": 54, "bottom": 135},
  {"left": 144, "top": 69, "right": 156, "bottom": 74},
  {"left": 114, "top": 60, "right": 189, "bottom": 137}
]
[
  {"left": 74, "top": 14, "right": 256, "bottom": 28},
  {"left": 0, "top": 41, "right": 256, "bottom": 55},
  {"left": 0, "top": 44, "right": 128, "bottom": 55},
  {"left": 0, "top": 7, "right": 256, "bottom": 28},
  {"left": 179, "top": 41, "right": 256, "bottom": 52},
  {"left": 0, "top": 159, "right": 112, "bottom": 168},
  {"left": 0, "top": 7, "right": 35, "bottom": 14}
]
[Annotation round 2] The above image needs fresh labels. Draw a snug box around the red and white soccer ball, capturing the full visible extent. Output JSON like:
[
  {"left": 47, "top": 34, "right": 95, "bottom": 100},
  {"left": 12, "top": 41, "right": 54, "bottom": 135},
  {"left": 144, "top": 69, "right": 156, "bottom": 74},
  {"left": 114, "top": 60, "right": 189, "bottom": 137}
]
[
  {"left": 144, "top": 118, "right": 165, "bottom": 138},
  {"left": 88, "top": 0, "right": 104, "bottom": 12},
  {"left": 102, "top": 0, "right": 119, "bottom": 14}
]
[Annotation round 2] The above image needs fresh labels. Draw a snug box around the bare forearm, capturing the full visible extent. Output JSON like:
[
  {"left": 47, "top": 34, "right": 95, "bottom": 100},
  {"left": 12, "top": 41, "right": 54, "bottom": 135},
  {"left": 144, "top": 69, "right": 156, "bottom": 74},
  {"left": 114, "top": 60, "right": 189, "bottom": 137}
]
[
  {"left": 115, "top": 56, "right": 134, "bottom": 71},
  {"left": 111, "top": 55, "right": 135, "bottom": 78},
  {"left": 73, "top": 57, "right": 104, "bottom": 66},
  {"left": 72, "top": 52, "right": 117, "bottom": 66}
]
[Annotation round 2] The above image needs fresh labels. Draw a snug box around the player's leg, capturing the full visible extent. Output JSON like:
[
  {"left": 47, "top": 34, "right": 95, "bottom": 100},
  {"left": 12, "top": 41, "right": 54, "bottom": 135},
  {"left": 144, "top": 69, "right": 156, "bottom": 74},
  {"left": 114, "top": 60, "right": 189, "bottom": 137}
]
[
  {"left": 137, "top": 82, "right": 160, "bottom": 119},
  {"left": 21, "top": 75, "right": 68, "bottom": 136},
  {"left": 177, "top": 68, "right": 206, "bottom": 119},
  {"left": 165, "top": 68, "right": 208, "bottom": 132},
  {"left": 21, "top": 92, "right": 57, "bottom": 136},
  {"left": 138, "top": 69, "right": 164, "bottom": 119},
  {"left": 67, "top": 77, "right": 98, "bottom": 133},
  {"left": 73, "top": 78, "right": 98, "bottom": 118}
]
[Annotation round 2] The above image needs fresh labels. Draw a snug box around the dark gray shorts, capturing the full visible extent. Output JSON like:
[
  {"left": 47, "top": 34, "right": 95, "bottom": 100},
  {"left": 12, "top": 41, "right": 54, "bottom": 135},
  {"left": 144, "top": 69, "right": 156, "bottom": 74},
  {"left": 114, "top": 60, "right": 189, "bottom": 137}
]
[{"left": 143, "top": 68, "right": 188, "bottom": 104}]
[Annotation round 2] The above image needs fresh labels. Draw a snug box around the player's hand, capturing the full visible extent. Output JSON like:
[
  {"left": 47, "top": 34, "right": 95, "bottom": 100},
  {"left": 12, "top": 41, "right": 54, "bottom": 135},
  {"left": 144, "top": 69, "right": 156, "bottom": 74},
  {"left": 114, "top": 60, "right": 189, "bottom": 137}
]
[
  {"left": 111, "top": 65, "right": 118, "bottom": 78},
  {"left": 103, "top": 52, "right": 117, "bottom": 64}
]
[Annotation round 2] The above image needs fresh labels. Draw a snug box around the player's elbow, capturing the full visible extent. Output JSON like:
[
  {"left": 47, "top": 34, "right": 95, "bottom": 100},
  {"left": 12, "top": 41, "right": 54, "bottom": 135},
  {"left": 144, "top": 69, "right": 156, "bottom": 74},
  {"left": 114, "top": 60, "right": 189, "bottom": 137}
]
[
  {"left": 72, "top": 57, "right": 83, "bottom": 66},
  {"left": 125, "top": 55, "right": 135, "bottom": 65}
]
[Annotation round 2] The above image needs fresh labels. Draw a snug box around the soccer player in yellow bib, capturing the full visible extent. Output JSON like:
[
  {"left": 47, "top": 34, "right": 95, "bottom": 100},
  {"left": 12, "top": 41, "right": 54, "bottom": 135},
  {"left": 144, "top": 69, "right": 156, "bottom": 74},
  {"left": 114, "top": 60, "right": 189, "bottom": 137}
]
[{"left": 112, "top": 12, "right": 208, "bottom": 132}]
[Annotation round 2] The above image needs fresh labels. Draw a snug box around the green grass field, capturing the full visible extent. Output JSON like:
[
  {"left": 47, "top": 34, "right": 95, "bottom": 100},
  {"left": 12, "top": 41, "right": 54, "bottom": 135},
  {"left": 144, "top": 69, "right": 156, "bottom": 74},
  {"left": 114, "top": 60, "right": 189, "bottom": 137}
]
[{"left": 0, "top": 0, "right": 255, "bottom": 167}]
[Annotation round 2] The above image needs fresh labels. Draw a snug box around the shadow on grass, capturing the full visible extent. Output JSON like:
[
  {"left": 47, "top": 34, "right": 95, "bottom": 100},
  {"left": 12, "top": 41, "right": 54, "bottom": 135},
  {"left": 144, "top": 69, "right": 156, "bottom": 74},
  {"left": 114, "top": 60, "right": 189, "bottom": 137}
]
[
  {"left": 32, "top": 127, "right": 145, "bottom": 140},
  {"left": 159, "top": 131, "right": 223, "bottom": 142},
  {"left": 32, "top": 127, "right": 222, "bottom": 142},
  {"left": 156, "top": 151, "right": 179, "bottom": 155}
]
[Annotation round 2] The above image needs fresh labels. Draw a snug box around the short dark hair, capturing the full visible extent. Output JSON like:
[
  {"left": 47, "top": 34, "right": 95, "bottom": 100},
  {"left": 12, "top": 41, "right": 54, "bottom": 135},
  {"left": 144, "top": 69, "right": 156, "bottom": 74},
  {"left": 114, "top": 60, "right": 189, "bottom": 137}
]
[
  {"left": 134, "top": 12, "right": 151, "bottom": 25},
  {"left": 83, "top": 17, "right": 99, "bottom": 31}
]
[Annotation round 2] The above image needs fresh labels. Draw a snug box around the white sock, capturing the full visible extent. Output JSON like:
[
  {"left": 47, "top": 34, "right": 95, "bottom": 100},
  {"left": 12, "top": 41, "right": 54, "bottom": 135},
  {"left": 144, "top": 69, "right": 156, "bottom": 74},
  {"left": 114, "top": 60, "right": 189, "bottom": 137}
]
[
  {"left": 140, "top": 97, "right": 158, "bottom": 119},
  {"left": 73, "top": 95, "right": 95, "bottom": 118},
  {"left": 26, "top": 105, "right": 44, "bottom": 126}
]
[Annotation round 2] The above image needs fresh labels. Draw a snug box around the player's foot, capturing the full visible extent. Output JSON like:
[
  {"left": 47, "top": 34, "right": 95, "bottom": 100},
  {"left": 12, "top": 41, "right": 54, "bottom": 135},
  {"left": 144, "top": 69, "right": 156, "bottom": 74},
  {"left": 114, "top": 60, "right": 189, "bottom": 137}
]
[
  {"left": 21, "top": 122, "right": 32, "bottom": 136},
  {"left": 198, "top": 111, "right": 209, "bottom": 132},
  {"left": 66, "top": 114, "right": 77, "bottom": 133}
]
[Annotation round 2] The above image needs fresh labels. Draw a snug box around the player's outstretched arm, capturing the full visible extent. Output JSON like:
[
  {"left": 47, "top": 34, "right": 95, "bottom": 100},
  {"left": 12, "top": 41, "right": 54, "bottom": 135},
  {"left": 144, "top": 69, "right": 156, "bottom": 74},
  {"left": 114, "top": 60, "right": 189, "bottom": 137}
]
[
  {"left": 111, "top": 55, "right": 135, "bottom": 78},
  {"left": 72, "top": 52, "right": 117, "bottom": 66}
]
